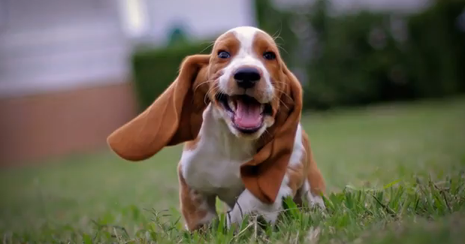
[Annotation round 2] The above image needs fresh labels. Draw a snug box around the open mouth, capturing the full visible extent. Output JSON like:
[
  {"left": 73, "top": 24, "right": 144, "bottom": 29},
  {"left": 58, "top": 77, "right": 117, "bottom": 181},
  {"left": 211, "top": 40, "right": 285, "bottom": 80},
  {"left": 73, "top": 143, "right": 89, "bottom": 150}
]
[{"left": 215, "top": 93, "right": 272, "bottom": 134}]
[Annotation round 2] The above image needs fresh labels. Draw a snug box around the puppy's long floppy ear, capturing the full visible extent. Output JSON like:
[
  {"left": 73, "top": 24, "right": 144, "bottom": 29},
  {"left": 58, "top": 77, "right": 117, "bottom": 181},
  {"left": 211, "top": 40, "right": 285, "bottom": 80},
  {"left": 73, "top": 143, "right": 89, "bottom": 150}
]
[
  {"left": 240, "top": 63, "right": 303, "bottom": 204},
  {"left": 107, "top": 55, "right": 210, "bottom": 161}
]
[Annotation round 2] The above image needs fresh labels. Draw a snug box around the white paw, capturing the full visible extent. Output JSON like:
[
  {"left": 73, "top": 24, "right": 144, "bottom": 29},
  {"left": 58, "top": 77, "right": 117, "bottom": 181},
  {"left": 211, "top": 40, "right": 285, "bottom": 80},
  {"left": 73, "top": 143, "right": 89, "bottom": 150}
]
[
  {"left": 226, "top": 190, "right": 283, "bottom": 229},
  {"left": 306, "top": 190, "right": 326, "bottom": 210}
]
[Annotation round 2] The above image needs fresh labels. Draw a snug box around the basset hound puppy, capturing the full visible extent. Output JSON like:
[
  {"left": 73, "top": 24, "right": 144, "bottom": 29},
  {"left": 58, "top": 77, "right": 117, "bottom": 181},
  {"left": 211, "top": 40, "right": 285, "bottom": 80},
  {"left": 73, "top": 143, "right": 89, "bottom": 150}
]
[{"left": 107, "top": 26, "right": 326, "bottom": 231}]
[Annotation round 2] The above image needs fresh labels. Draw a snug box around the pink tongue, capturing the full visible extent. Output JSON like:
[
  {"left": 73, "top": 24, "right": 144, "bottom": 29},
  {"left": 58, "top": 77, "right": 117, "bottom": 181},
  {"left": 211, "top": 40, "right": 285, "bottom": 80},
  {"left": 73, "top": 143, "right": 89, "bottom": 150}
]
[{"left": 234, "top": 100, "right": 262, "bottom": 128}]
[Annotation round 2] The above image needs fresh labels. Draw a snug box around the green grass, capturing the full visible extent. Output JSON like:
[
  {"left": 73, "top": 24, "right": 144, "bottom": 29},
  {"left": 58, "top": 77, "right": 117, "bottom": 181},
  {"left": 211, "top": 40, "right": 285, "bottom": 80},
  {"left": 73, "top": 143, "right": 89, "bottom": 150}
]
[{"left": 1, "top": 97, "right": 464, "bottom": 243}]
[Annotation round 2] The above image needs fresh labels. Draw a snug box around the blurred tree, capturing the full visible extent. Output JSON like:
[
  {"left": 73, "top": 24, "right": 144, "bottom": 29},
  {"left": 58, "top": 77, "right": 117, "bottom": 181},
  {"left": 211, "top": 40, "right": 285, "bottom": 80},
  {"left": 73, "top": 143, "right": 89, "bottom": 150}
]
[{"left": 167, "top": 24, "right": 189, "bottom": 47}]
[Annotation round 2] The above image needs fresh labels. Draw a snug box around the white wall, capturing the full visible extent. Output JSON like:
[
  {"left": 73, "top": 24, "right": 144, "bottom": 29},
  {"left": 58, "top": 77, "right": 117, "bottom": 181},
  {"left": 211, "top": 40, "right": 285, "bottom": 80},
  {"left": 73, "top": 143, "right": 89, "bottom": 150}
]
[{"left": 0, "top": 0, "right": 130, "bottom": 98}]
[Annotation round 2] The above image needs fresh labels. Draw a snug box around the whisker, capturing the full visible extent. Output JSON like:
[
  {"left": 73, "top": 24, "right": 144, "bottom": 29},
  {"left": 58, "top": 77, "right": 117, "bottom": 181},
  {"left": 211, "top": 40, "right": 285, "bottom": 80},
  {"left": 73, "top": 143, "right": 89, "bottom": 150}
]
[
  {"left": 279, "top": 99, "right": 290, "bottom": 110},
  {"left": 273, "top": 36, "right": 284, "bottom": 42},
  {"left": 204, "top": 82, "right": 221, "bottom": 106},
  {"left": 273, "top": 80, "right": 289, "bottom": 86},
  {"left": 271, "top": 22, "right": 289, "bottom": 55},
  {"left": 272, "top": 22, "right": 283, "bottom": 41},
  {"left": 198, "top": 40, "right": 216, "bottom": 54},
  {"left": 277, "top": 44, "right": 288, "bottom": 54},
  {"left": 271, "top": 87, "right": 293, "bottom": 110},
  {"left": 203, "top": 84, "right": 217, "bottom": 105},
  {"left": 194, "top": 80, "right": 210, "bottom": 91},
  {"left": 274, "top": 91, "right": 293, "bottom": 108},
  {"left": 264, "top": 128, "right": 272, "bottom": 137}
]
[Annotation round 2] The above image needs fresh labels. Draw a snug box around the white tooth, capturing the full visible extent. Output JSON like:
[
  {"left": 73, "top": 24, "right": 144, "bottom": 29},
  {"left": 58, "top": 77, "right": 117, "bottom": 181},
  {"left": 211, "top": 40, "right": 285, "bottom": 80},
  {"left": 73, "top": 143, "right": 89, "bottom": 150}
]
[
  {"left": 228, "top": 99, "right": 236, "bottom": 111},
  {"left": 260, "top": 105, "right": 265, "bottom": 113}
]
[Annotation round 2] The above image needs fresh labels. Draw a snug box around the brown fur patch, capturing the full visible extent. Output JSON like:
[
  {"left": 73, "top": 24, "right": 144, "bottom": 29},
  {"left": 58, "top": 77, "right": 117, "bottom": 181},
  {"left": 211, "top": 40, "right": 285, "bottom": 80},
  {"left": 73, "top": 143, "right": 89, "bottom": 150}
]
[{"left": 302, "top": 131, "right": 326, "bottom": 195}]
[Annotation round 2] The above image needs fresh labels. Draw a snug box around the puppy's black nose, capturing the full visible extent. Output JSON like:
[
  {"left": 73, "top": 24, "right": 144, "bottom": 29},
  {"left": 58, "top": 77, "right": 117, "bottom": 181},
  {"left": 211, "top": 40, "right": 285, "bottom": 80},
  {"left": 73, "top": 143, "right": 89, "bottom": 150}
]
[{"left": 234, "top": 67, "right": 261, "bottom": 89}]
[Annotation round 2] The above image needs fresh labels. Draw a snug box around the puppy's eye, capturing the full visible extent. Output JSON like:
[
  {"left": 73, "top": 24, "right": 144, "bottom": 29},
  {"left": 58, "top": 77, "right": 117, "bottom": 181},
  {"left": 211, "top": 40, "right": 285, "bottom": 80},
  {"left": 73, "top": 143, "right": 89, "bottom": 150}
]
[
  {"left": 218, "top": 51, "right": 231, "bottom": 59},
  {"left": 263, "top": 51, "right": 276, "bottom": 60}
]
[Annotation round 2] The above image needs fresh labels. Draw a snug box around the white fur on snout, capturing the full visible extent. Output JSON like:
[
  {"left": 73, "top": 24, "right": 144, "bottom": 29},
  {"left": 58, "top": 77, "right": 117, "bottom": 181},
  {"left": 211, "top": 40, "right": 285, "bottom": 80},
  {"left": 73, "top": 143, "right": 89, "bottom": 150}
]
[{"left": 218, "top": 26, "right": 274, "bottom": 103}]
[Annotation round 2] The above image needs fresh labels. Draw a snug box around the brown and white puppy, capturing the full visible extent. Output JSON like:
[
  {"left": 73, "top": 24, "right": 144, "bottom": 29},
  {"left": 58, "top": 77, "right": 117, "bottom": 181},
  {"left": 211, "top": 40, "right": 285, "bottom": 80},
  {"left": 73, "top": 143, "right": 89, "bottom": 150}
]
[{"left": 107, "top": 26, "right": 326, "bottom": 231}]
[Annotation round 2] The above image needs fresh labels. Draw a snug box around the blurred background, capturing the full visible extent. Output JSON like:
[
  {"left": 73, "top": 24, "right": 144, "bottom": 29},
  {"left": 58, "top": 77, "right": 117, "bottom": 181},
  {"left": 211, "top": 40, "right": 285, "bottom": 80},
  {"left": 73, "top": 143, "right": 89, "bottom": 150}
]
[
  {"left": 0, "top": 0, "right": 464, "bottom": 165},
  {"left": 0, "top": 0, "right": 465, "bottom": 241}
]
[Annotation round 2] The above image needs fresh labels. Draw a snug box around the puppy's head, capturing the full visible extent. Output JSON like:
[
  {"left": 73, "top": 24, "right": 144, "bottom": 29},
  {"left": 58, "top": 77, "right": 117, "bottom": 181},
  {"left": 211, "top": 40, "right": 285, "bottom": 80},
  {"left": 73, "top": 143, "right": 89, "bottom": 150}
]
[
  {"left": 207, "top": 26, "right": 288, "bottom": 140},
  {"left": 107, "top": 26, "right": 301, "bottom": 165}
]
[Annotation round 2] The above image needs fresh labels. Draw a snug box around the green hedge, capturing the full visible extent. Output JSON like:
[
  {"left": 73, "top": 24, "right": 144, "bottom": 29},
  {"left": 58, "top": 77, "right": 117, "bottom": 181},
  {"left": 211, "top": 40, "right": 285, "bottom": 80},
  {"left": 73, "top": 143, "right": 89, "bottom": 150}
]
[
  {"left": 304, "top": 8, "right": 412, "bottom": 108},
  {"left": 254, "top": 0, "right": 465, "bottom": 109},
  {"left": 131, "top": 43, "right": 212, "bottom": 110},
  {"left": 406, "top": 1, "right": 465, "bottom": 98},
  {"left": 131, "top": 0, "right": 465, "bottom": 111}
]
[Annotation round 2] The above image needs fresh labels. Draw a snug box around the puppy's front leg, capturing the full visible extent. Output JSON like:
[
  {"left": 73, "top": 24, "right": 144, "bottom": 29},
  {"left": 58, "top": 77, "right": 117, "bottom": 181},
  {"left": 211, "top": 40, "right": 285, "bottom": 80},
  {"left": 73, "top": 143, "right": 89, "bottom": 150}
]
[
  {"left": 226, "top": 183, "right": 292, "bottom": 228},
  {"left": 178, "top": 166, "right": 217, "bottom": 231}
]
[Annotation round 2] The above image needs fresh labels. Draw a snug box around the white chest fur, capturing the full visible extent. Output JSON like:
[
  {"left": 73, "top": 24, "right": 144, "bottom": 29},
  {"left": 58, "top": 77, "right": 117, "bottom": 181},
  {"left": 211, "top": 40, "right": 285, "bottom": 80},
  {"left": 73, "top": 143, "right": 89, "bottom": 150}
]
[{"left": 180, "top": 105, "right": 255, "bottom": 207}]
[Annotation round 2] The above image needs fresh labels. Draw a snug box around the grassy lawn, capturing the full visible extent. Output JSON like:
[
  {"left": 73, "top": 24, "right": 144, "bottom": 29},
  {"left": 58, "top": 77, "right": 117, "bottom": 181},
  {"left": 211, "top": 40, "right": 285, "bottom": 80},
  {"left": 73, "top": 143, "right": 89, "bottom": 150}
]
[{"left": 1, "top": 97, "right": 464, "bottom": 243}]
